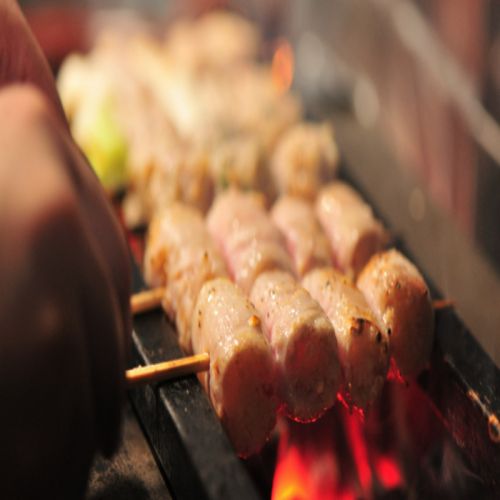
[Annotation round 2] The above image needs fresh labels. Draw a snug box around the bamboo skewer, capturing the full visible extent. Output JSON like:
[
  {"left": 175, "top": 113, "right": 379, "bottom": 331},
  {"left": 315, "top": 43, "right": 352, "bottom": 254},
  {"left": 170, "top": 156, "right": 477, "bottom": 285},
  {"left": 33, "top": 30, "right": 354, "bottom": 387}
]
[
  {"left": 127, "top": 286, "right": 210, "bottom": 388},
  {"left": 130, "top": 287, "right": 166, "bottom": 314},
  {"left": 127, "top": 287, "right": 456, "bottom": 388},
  {"left": 126, "top": 352, "right": 210, "bottom": 389},
  {"left": 131, "top": 286, "right": 456, "bottom": 316}
]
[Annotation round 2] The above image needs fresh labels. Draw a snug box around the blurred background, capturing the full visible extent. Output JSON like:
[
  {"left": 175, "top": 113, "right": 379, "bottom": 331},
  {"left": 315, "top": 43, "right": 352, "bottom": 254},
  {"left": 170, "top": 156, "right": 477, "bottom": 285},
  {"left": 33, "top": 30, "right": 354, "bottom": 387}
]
[{"left": 17, "top": 0, "right": 500, "bottom": 362}]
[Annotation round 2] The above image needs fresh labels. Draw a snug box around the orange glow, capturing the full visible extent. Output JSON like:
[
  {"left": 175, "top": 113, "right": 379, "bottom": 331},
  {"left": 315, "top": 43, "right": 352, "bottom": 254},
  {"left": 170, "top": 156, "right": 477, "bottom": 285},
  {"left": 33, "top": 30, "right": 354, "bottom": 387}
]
[
  {"left": 272, "top": 39, "right": 294, "bottom": 94},
  {"left": 272, "top": 403, "right": 406, "bottom": 499},
  {"left": 272, "top": 445, "right": 310, "bottom": 500}
]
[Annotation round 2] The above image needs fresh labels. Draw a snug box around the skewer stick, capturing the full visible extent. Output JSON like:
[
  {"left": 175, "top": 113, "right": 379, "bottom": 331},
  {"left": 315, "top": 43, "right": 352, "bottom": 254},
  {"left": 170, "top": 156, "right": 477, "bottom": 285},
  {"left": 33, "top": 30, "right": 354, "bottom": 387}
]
[
  {"left": 128, "top": 288, "right": 210, "bottom": 388},
  {"left": 131, "top": 286, "right": 456, "bottom": 316},
  {"left": 130, "top": 287, "right": 165, "bottom": 314},
  {"left": 126, "top": 352, "right": 210, "bottom": 389}
]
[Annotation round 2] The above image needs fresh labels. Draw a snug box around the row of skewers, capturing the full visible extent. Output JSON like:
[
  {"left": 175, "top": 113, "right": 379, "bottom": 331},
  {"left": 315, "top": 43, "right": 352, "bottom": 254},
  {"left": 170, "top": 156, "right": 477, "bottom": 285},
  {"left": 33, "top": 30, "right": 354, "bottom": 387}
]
[
  {"left": 56, "top": 10, "right": 436, "bottom": 459},
  {"left": 130, "top": 182, "right": 435, "bottom": 458}
]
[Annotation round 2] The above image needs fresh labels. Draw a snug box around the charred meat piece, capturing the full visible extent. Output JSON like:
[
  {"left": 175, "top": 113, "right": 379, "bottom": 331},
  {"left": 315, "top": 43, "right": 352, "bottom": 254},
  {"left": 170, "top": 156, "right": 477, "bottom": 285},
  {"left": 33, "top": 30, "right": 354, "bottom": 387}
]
[
  {"left": 357, "top": 249, "right": 434, "bottom": 383},
  {"left": 302, "top": 268, "right": 391, "bottom": 411}
]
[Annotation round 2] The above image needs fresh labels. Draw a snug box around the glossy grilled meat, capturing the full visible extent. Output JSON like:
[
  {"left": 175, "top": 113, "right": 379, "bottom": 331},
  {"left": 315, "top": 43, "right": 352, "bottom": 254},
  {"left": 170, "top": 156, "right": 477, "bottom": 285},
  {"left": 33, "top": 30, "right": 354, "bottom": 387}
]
[
  {"left": 144, "top": 203, "right": 229, "bottom": 354},
  {"left": 270, "top": 122, "right": 339, "bottom": 200},
  {"left": 357, "top": 249, "right": 434, "bottom": 382},
  {"left": 302, "top": 267, "right": 391, "bottom": 411},
  {"left": 315, "top": 181, "right": 388, "bottom": 279},
  {"left": 206, "top": 188, "right": 295, "bottom": 294},
  {"left": 192, "top": 278, "right": 277, "bottom": 457},
  {"left": 250, "top": 270, "right": 341, "bottom": 422},
  {"left": 271, "top": 195, "right": 332, "bottom": 278}
]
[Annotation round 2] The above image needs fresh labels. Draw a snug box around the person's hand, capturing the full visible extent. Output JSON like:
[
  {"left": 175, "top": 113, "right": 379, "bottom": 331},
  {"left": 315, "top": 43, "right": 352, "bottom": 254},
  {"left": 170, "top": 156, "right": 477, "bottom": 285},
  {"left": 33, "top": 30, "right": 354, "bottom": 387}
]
[
  {"left": 0, "top": 83, "right": 131, "bottom": 499},
  {"left": 0, "top": 3, "right": 130, "bottom": 497}
]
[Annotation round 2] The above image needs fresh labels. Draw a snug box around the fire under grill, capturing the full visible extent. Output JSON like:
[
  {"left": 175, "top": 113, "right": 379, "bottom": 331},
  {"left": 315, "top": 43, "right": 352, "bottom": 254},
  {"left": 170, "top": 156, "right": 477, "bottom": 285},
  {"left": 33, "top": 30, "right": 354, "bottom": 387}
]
[{"left": 126, "top": 116, "right": 500, "bottom": 500}]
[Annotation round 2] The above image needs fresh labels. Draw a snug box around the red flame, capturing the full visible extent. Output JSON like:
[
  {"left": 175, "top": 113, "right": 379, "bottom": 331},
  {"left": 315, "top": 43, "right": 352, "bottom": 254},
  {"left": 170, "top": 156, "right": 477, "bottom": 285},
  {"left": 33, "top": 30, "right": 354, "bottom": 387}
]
[
  {"left": 373, "top": 455, "right": 403, "bottom": 490},
  {"left": 272, "top": 445, "right": 311, "bottom": 500},
  {"left": 272, "top": 388, "right": 407, "bottom": 499},
  {"left": 344, "top": 410, "right": 372, "bottom": 492}
]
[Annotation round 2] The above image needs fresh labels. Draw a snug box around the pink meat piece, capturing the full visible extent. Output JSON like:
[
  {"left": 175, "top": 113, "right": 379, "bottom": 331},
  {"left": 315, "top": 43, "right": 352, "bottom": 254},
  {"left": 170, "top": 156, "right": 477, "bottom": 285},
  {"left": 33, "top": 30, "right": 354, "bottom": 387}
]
[
  {"left": 271, "top": 195, "right": 332, "bottom": 278},
  {"left": 250, "top": 270, "right": 340, "bottom": 422},
  {"left": 315, "top": 181, "right": 388, "bottom": 279},
  {"left": 206, "top": 188, "right": 295, "bottom": 293}
]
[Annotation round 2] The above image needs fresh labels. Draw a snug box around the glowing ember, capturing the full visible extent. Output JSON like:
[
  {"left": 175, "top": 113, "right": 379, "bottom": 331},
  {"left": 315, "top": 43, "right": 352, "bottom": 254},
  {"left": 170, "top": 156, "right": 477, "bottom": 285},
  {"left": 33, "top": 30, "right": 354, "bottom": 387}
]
[
  {"left": 272, "top": 445, "right": 310, "bottom": 500},
  {"left": 272, "top": 39, "right": 294, "bottom": 95},
  {"left": 373, "top": 455, "right": 404, "bottom": 490},
  {"left": 271, "top": 390, "right": 408, "bottom": 499}
]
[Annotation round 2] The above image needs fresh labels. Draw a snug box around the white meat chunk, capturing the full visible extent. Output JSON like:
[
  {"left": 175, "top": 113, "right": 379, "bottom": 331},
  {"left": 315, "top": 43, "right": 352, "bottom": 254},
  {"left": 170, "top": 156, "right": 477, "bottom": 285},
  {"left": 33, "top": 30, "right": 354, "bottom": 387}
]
[
  {"left": 302, "top": 268, "right": 391, "bottom": 411},
  {"left": 192, "top": 278, "right": 277, "bottom": 457},
  {"left": 143, "top": 203, "right": 229, "bottom": 354},
  {"left": 250, "top": 270, "right": 340, "bottom": 422},
  {"left": 270, "top": 122, "right": 339, "bottom": 200},
  {"left": 315, "top": 181, "right": 388, "bottom": 279},
  {"left": 357, "top": 249, "right": 434, "bottom": 383},
  {"left": 206, "top": 188, "right": 296, "bottom": 293}
]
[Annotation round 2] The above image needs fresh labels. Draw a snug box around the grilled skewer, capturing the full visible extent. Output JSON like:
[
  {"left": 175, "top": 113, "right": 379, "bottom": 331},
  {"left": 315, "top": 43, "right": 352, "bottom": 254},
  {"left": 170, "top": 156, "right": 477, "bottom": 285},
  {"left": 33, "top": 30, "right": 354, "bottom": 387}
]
[{"left": 127, "top": 286, "right": 454, "bottom": 389}]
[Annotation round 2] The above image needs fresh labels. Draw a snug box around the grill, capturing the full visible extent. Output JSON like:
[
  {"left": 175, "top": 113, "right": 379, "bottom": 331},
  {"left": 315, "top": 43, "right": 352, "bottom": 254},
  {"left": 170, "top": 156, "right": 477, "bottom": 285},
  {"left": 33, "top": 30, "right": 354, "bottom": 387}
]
[{"left": 123, "top": 113, "right": 500, "bottom": 500}]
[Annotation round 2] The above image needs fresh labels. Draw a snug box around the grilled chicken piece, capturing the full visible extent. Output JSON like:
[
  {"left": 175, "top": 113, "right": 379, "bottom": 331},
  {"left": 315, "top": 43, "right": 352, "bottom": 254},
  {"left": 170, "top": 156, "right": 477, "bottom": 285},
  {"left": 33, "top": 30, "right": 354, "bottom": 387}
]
[
  {"left": 270, "top": 122, "right": 339, "bottom": 200},
  {"left": 250, "top": 270, "right": 340, "bottom": 422},
  {"left": 144, "top": 203, "right": 229, "bottom": 354},
  {"left": 357, "top": 249, "right": 434, "bottom": 382},
  {"left": 315, "top": 181, "right": 388, "bottom": 279},
  {"left": 271, "top": 195, "right": 332, "bottom": 278},
  {"left": 206, "top": 188, "right": 296, "bottom": 294},
  {"left": 192, "top": 278, "right": 277, "bottom": 457},
  {"left": 302, "top": 268, "right": 391, "bottom": 411}
]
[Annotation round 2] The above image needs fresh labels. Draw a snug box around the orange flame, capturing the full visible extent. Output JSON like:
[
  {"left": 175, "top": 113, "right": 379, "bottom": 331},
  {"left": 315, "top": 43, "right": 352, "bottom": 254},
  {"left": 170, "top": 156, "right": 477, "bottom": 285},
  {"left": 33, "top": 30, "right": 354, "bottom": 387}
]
[
  {"left": 272, "top": 39, "right": 294, "bottom": 95},
  {"left": 272, "top": 401, "right": 406, "bottom": 500},
  {"left": 272, "top": 445, "right": 310, "bottom": 500}
]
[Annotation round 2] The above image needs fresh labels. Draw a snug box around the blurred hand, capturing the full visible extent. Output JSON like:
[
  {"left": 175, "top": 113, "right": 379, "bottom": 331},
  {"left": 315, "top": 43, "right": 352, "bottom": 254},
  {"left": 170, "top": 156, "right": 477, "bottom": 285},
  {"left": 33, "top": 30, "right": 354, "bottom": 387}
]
[
  {"left": 0, "top": 2, "right": 131, "bottom": 498},
  {"left": 0, "top": 83, "right": 131, "bottom": 499}
]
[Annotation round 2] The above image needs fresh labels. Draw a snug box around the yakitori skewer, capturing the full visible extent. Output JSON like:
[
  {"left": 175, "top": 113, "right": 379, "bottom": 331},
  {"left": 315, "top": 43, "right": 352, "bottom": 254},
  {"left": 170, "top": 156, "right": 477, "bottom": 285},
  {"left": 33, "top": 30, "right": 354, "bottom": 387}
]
[{"left": 127, "top": 286, "right": 456, "bottom": 389}]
